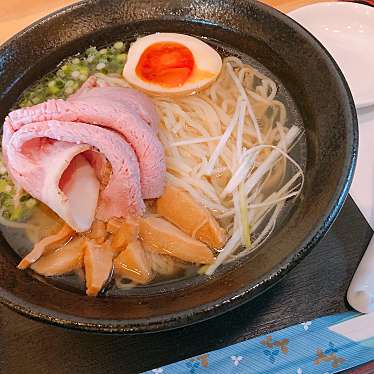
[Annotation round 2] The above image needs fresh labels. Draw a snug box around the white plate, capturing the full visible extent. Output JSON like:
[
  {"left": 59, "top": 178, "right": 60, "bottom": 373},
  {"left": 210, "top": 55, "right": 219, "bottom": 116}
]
[{"left": 288, "top": 2, "right": 374, "bottom": 108}]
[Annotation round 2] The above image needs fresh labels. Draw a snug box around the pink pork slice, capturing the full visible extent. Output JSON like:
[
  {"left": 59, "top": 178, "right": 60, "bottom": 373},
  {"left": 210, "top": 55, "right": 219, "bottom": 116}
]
[
  {"left": 5, "top": 88, "right": 165, "bottom": 199},
  {"left": 3, "top": 139, "right": 100, "bottom": 232},
  {"left": 69, "top": 96, "right": 165, "bottom": 198},
  {"left": 69, "top": 77, "right": 159, "bottom": 131},
  {"left": 4, "top": 120, "right": 144, "bottom": 225}
]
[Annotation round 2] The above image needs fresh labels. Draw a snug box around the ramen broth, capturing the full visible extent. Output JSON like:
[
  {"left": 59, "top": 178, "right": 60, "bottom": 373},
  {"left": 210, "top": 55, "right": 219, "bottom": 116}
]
[{"left": 0, "top": 36, "right": 306, "bottom": 295}]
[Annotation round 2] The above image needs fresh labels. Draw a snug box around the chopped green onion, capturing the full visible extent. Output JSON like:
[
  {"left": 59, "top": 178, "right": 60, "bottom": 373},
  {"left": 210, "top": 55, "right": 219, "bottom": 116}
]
[
  {"left": 31, "top": 96, "right": 42, "bottom": 104},
  {"left": 0, "top": 161, "right": 37, "bottom": 222},
  {"left": 114, "top": 41, "right": 124, "bottom": 50},
  {"left": 79, "top": 65, "right": 89, "bottom": 73},
  {"left": 55, "top": 80, "right": 65, "bottom": 89},
  {"left": 48, "top": 85, "right": 60, "bottom": 94},
  {"left": 25, "top": 199, "right": 37, "bottom": 209},
  {"left": 10, "top": 206, "right": 24, "bottom": 221},
  {"left": 96, "top": 62, "right": 106, "bottom": 70},
  {"left": 56, "top": 70, "right": 65, "bottom": 78},
  {"left": 0, "top": 179, "right": 11, "bottom": 193},
  {"left": 64, "top": 87, "right": 74, "bottom": 95},
  {"left": 61, "top": 64, "right": 71, "bottom": 72},
  {"left": 17, "top": 40, "right": 127, "bottom": 105},
  {"left": 85, "top": 46, "right": 97, "bottom": 55},
  {"left": 116, "top": 53, "right": 127, "bottom": 62},
  {"left": 71, "top": 71, "right": 81, "bottom": 79}
]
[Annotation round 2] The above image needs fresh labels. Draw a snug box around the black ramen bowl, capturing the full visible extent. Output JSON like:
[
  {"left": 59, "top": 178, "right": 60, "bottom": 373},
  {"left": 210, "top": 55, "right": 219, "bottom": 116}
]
[{"left": 0, "top": 0, "right": 357, "bottom": 333}]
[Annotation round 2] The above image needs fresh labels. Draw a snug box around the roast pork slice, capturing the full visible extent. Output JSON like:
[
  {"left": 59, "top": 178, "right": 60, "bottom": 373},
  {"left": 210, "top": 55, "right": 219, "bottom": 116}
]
[
  {"left": 4, "top": 120, "right": 144, "bottom": 226},
  {"left": 69, "top": 85, "right": 159, "bottom": 131},
  {"left": 57, "top": 153, "right": 100, "bottom": 231},
  {"left": 5, "top": 89, "right": 166, "bottom": 199},
  {"left": 68, "top": 99, "right": 165, "bottom": 198},
  {"left": 4, "top": 132, "right": 98, "bottom": 232}
]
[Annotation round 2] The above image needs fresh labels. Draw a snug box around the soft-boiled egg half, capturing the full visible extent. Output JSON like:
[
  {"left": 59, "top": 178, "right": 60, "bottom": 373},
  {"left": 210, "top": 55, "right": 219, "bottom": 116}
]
[{"left": 123, "top": 33, "right": 222, "bottom": 95}]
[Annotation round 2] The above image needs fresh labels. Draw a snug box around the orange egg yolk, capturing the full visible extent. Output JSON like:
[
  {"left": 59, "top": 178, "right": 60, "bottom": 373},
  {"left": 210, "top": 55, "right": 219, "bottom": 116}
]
[{"left": 135, "top": 42, "right": 195, "bottom": 88}]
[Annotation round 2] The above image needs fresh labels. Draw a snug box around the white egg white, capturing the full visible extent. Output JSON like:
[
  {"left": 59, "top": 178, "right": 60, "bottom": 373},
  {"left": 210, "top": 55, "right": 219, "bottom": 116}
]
[{"left": 123, "top": 33, "right": 222, "bottom": 95}]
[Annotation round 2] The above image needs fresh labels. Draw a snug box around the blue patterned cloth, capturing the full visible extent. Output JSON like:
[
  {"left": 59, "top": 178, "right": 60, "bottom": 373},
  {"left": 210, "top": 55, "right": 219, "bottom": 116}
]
[{"left": 145, "top": 312, "right": 374, "bottom": 374}]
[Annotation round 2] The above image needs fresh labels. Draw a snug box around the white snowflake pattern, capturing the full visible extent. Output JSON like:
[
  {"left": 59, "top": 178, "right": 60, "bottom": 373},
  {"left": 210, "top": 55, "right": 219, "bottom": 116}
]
[
  {"left": 297, "top": 368, "right": 303, "bottom": 374},
  {"left": 152, "top": 369, "right": 164, "bottom": 374},
  {"left": 231, "top": 355, "right": 243, "bottom": 366},
  {"left": 301, "top": 321, "right": 312, "bottom": 330}
]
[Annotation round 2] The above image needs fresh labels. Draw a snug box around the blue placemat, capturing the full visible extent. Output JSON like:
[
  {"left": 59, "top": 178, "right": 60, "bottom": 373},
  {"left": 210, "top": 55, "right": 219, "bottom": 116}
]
[{"left": 144, "top": 312, "right": 374, "bottom": 374}]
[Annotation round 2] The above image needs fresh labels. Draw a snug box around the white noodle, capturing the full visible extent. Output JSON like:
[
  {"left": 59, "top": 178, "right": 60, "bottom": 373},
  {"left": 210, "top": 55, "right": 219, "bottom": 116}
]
[{"left": 97, "top": 57, "right": 305, "bottom": 276}]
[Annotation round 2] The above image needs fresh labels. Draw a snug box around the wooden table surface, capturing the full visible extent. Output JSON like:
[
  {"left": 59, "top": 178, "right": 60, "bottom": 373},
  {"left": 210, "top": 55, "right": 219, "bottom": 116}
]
[
  {"left": 0, "top": 0, "right": 331, "bottom": 45},
  {"left": 1, "top": 1, "right": 368, "bottom": 374}
]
